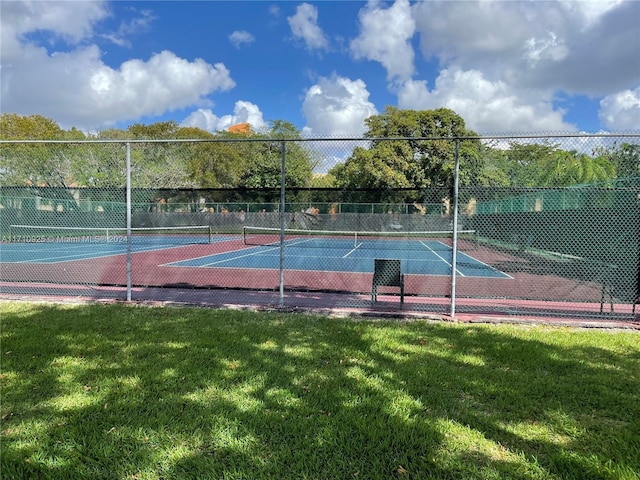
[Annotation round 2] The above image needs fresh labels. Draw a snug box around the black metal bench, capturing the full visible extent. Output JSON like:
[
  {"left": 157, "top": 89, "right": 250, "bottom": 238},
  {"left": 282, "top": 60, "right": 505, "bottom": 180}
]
[{"left": 372, "top": 259, "right": 404, "bottom": 304}]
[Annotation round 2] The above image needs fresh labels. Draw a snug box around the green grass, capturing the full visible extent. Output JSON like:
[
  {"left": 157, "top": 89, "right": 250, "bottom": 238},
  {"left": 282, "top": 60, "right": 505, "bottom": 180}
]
[{"left": 1, "top": 302, "right": 638, "bottom": 480}]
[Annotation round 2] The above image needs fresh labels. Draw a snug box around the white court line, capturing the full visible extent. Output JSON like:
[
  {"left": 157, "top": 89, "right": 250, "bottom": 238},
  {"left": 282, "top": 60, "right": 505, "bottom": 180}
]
[
  {"left": 12, "top": 250, "right": 124, "bottom": 264},
  {"left": 182, "top": 247, "right": 280, "bottom": 267},
  {"left": 420, "top": 240, "right": 469, "bottom": 276},
  {"left": 456, "top": 251, "right": 514, "bottom": 279},
  {"left": 190, "top": 237, "right": 314, "bottom": 267},
  {"left": 4, "top": 242, "right": 100, "bottom": 253},
  {"left": 342, "top": 242, "right": 362, "bottom": 258},
  {"left": 162, "top": 237, "right": 509, "bottom": 280},
  {"left": 7, "top": 243, "right": 186, "bottom": 264}
]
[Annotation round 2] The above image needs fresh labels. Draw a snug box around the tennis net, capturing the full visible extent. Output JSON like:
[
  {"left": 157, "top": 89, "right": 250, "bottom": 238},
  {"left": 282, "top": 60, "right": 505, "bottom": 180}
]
[
  {"left": 8, "top": 224, "right": 213, "bottom": 245},
  {"left": 243, "top": 226, "right": 478, "bottom": 251}
]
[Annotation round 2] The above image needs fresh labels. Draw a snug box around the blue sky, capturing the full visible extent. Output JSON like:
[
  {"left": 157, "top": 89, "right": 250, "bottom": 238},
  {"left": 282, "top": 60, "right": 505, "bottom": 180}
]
[{"left": 1, "top": 0, "right": 639, "bottom": 137}]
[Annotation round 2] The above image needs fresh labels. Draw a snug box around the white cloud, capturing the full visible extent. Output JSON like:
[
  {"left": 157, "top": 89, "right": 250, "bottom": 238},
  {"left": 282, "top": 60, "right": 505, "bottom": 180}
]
[
  {"left": 0, "top": 0, "right": 109, "bottom": 63},
  {"left": 558, "top": 0, "right": 625, "bottom": 26},
  {"left": 302, "top": 74, "right": 378, "bottom": 137},
  {"left": 599, "top": 87, "right": 640, "bottom": 131},
  {"left": 1, "top": 45, "right": 235, "bottom": 129},
  {"left": 398, "top": 69, "right": 576, "bottom": 133},
  {"left": 0, "top": 0, "right": 236, "bottom": 130},
  {"left": 412, "top": 0, "right": 549, "bottom": 67},
  {"left": 301, "top": 74, "right": 378, "bottom": 172},
  {"left": 523, "top": 32, "right": 569, "bottom": 65},
  {"left": 2, "top": 0, "right": 110, "bottom": 45},
  {"left": 411, "top": 0, "right": 639, "bottom": 96},
  {"left": 350, "top": 0, "right": 415, "bottom": 83},
  {"left": 181, "top": 101, "right": 267, "bottom": 133},
  {"left": 288, "top": 3, "right": 329, "bottom": 51},
  {"left": 100, "top": 9, "right": 156, "bottom": 48},
  {"left": 1, "top": 0, "right": 636, "bottom": 138},
  {"left": 229, "top": 30, "right": 255, "bottom": 49}
]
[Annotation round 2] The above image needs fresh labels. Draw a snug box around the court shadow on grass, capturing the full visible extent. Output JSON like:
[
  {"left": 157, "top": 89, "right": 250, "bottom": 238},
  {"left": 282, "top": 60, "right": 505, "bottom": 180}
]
[{"left": 1, "top": 303, "right": 638, "bottom": 479}]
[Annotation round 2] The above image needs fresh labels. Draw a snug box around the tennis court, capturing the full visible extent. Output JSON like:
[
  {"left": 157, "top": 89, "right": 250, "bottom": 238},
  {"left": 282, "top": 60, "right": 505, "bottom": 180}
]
[
  {"left": 0, "top": 226, "right": 510, "bottom": 300},
  {"left": 2, "top": 225, "right": 215, "bottom": 264},
  {"left": 168, "top": 227, "right": 510, "bottom": 279},
  {"left": 1, "top": 225, "right": 636, "bottom": 323}
]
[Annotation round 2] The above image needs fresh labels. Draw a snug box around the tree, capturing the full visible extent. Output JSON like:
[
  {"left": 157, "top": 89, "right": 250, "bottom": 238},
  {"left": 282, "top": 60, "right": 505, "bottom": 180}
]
[
  {"left": 564, "top": 152, "right": 615, "bottom": 186},
  {"left": 0, "top": 113, "right": 88, "bottom": 187},
  {"left": 472, "top": 144, "right": 511, "bottom": 187},
  {"left": 329, "top": 143, "right": 414, "bottom": 189},
  {"left": 503, "top": 142, "right": 616, "bottom": 187},
  {"left": 309, "top": 173, "right": 337, "bottom": 188},
  {"left": 181, "top": 128, "right": 251, "bottom": 188},
  {"left": 0, "top": 113, "right": 68, "bottom": 140},
  {"left": 124, "top": 121, "right": 195, "bottom": 188},
  {"left": 600, "top": 142, "right": 640, "bottom": 178},
  {"left": 329, "top": 107, "right": 483, "bottom": 190},
  {"left": 239, "top": 121, "right": 315, "bottom": 190},
  {"left": 69, "top": 128, "right": 132, "bottom": 188},
  {"left": 183, "top": 120, "right": 315, "bottom": 190},
  {"left": 127, "top": 121, "right": 181, "bottom": 139}
]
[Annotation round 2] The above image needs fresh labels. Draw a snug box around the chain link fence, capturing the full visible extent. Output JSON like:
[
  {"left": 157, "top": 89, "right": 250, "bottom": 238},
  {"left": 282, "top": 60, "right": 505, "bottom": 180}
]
[{"left": 1, "top": 135, "right": 638, "bottom": 321}]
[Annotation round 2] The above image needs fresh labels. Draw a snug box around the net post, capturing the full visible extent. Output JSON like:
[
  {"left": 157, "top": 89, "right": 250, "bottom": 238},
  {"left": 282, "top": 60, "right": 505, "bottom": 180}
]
[{"left": 208, "top": 225, "right": 214, "bottom": 244}]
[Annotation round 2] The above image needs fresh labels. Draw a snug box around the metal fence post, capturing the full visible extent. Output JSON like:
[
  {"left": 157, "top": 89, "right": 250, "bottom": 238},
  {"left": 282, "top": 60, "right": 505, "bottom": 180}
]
[
  {"left": 450, "top": 138, "right": 460, "bottom": 317},
  {"left": 279, "top": 140, "right": 286, "bottom": 308},
  {"left": 126, "top": 142, "right": 132, "bottom": 302}
]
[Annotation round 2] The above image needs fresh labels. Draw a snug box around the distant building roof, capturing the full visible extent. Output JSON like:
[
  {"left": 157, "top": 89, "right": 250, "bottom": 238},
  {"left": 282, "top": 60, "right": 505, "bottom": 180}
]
[{"left": 228, "top": 123, "right": 251, "bottom": 135}]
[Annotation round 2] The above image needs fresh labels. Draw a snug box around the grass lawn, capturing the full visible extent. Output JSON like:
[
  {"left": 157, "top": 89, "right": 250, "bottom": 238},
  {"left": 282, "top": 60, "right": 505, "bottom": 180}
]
[{"left": 1, "top": 302, "right": 639, "bottom": 480}]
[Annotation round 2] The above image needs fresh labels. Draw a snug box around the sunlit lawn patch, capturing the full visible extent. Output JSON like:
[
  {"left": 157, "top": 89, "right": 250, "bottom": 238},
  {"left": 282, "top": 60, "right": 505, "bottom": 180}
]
[{"left": 1, "top": 302, "right": 638, "bottom": 479}]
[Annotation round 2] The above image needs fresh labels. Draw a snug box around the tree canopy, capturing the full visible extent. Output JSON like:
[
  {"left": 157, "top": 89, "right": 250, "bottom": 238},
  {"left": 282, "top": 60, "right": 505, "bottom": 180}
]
[
  {"left": 329, "top": 107, "right": 628, "bottom": 189},
  {"left": 0, "top": 111, "right": 634, "bottom": 190},
  {"left": 329, "top": 107, "right": 484, "bottom": 189},
  {"left": 0, "top": 115, "right": 316, "bottom": 189},
  {"left": 486, "top": 142, "right": 617, "bottom": 187}
]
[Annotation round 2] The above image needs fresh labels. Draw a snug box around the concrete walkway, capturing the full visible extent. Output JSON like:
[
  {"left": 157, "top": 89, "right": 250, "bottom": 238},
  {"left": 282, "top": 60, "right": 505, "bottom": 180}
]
[{"left": 1, "top": 282, "right": 638, "bottom": 330}]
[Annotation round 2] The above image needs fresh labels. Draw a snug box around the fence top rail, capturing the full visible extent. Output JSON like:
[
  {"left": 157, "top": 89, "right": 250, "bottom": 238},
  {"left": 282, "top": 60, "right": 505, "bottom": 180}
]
[{"left": 1, "top": 133, "right": 639, "bottom": 145}]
